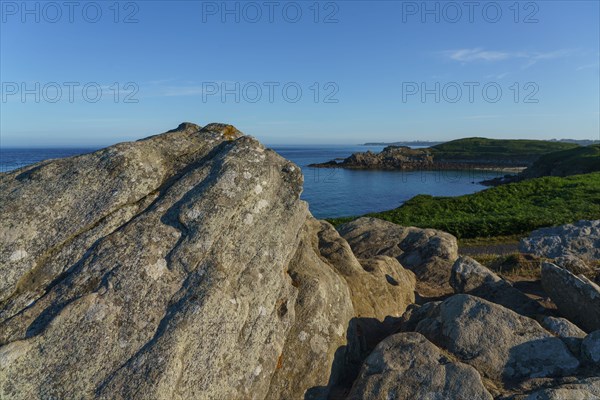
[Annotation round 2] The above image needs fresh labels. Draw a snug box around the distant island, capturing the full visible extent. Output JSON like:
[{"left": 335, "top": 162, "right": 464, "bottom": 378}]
[{"left": 311, "top": 137, "right": 580, "bottom": 171}]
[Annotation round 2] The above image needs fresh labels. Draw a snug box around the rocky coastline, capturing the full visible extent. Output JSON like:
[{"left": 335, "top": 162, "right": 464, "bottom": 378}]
[
  {"left": 309, "top": 145, "right": 528, "bottom": 173},
  {"left": 1, "top": 123, "right": 599, "bottom": 399}
]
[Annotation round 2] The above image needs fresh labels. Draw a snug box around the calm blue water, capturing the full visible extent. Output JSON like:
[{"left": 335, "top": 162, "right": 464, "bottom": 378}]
[
  {"left": 272, "top": 145, "right": 504, "bottom": 218},
  {"left": 0, "top": 145, "right": 503, "bottom": 219},
  {"left": 0, "top": 148, "right": 98, "bottom": 172}
]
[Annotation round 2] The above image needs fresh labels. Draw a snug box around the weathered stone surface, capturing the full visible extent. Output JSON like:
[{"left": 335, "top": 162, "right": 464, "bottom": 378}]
[
  {"left": 540, "top": 316, "right": 586, "bottom": 356},
  {"left": 355, "top": 256, "right": 416, "bottom": 318},
  {"left": 582, "top": 331, "right": 600, "bottom": 366},
  {"left": 521, "top": 220, "right": 600, "bottom": 272},
  {"left": 0, "top": 123, "right": 378, "bottom": 400},
  {"left": 315, "top": 221, "right": 416, "bottom": 321},
  {"left": 450, "top": 256, "right": 544, "bottom": 317},
  {"left": 554, "top": 255, "right": 595, "bottom": 275},
  {"left": 524, "top": 378, "right": 600, "bottom": 400},
  {"left": 409, "top": 295, "right": 579, "bottom": 383},
  {"left": 1, "top": 122, "right": 206, "bottom": 314},
  {"left": 347, "top": 332, "right": 493, "bottom": 400},
  {"left": 541, "top": 262, "right": 600, "bottom": 332},
  {"left": 0, "top": 123, "right": 308, "bottom": 399},
  {"left": 541, "top": 317, "right": 586, "bottom": 339},
  {"left": 337, "top": 217, "right": 458, "bottom": 289}
]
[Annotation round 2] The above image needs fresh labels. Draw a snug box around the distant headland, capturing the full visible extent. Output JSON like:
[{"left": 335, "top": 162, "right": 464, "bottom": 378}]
[
  {"left": 362, "top": 141, "right": 444, "bottom": 146},
  {"left": 312, "top": 137, "right": 581, "bottom": 172},
  {"left": 362, "top": 139, "right": 599, "bottom": 147}
]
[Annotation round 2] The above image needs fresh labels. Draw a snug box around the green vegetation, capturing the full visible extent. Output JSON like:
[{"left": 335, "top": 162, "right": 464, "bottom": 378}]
[
  {"left": 429, "top": 137, "right": 580, "bottom": 163},
  {"left": 523, "top": 144, "right": 600, "bottom": 178},
  {"left": 328, "top": 172, "right": 600, "bottom": 239}
]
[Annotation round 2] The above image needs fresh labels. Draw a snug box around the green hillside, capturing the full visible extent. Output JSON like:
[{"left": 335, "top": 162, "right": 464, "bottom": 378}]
[
  {"left": 430, "top": 137, "right": 580, "bottom": 164},
  {"left": 523, "top": 144, "right": 600, "bottom": 178},
  {"left": 329, "top": 172, "right": 600, "bottom": 239}
]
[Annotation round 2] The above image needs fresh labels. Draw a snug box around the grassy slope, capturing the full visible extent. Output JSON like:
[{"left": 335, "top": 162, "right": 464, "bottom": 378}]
[
  {"left": 328, "top": 172, "right": 600, "bottom": 239},
  {"left": 429, "top": 137, "right": 580, "bottom": 162},
  {"left": 523, "top": 144, "right": 600, "bottom": 178}
]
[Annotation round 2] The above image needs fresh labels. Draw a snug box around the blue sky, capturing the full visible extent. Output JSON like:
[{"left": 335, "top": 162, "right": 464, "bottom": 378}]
[{"left": 1, "top": 0, "right": 599, "bottom": 146}]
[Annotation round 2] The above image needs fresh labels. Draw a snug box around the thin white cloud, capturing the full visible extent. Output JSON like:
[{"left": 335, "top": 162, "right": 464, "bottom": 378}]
[
  {"left": 443, "top": 48, "right": 510, "bottom": 62},
  {"left": 157, "top": 80, "right": 237, "bottom": 97},
  {"left": 162, "top": 86, "right": 208, "bottom": 97},
  {"left": 461, "top": 115, "right": 500, "bottom": 120},
  {"left": 66, "top": 118, "right": 132, "bottom": 123},
  {"left": 254, "top": 120, "right": 299, "bottom": 126},
  {"left": 484, "top": 72, "right": 509, "bottom": 80},
  {"left": 576, "top": 63, "right": 599, "bottom": 71},
  {"left": 461, "top": 112, "right": 592, "bottom": 120},
  {"left": 440, "top": 48, "right": 575, "bottom": 67},
  {"left": 145, "top": 78, "right": 178, "bottom": 86}
]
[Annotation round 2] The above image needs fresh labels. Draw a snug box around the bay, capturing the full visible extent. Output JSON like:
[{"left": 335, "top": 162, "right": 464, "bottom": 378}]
[{"left": 1, "top": 145, "right": 504, "bottom": 219}]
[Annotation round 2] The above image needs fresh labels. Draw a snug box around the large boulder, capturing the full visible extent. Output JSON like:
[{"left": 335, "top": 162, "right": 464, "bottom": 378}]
[
  {"left": 450, "top": 256, "right": 544, "bottom": 317},
  {"left": 354, "top": 256, "right": 416, "bottom": 319},
  {"left": 337, "top": 217, "right": 458, "bottom": 291},
  {"left": 541, "top": 262, "right": 600, "bottom": 332},
  {"left": 269, "top": 220, "right": 417, "bottom": 399},
  {"left": 315, "top": 221, "right": 416, "bottom": 322},
  {"left": 582, "top": 331, "right": 600, "bottom": 367},
  {"left": 265, "top": 217, "right": 355, "bottom": 400},
  {"left": 0, "top": 123, "right": 395, "bottom": 400},
  {"left": 407, "top": 295, "right": 580, "bottom": 384},
  {"left": 0, "top": 123, "right": 307, "bottom": 399},
  {"left": 347, "top": 332, "right": 493, "bottom": 400},
  {"left": 313, "top": 221, "right": 417, "bottom": 389},
  {"left": 521, "top": 220, "right": 600, "bottom": 272}
]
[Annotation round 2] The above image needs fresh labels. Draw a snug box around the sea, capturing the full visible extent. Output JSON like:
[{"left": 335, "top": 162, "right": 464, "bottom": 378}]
[{"left": 0, "top": 145, "right": 504, "bottom": 219}]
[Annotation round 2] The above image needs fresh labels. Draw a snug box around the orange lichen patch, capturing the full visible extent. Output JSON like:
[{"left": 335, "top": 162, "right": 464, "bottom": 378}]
[
  {"left": 222, "top": 125, "right": 238, "bottom": 141},
  {"left": 276, "top": 353, "right": 283, "bottom": 369}
]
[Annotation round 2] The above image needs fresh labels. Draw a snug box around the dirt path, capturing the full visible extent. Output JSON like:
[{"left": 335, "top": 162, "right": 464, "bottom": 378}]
[{"left": 459, "top": 242, "right": 520, "bottom": 256}]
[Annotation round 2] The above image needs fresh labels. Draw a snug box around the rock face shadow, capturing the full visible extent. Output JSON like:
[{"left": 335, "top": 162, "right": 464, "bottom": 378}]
[
  {"left": 414, "top": 291, "right": 450, "bottom": 305},
  {"left": 304, "top": 316, "right": 403, "bottom": 399},
  {"left": 502, "top": 337, "right": 580, "bottom": 387},
  {"left": 306, "top": 310, "right": 583, "bottom": 399}
]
